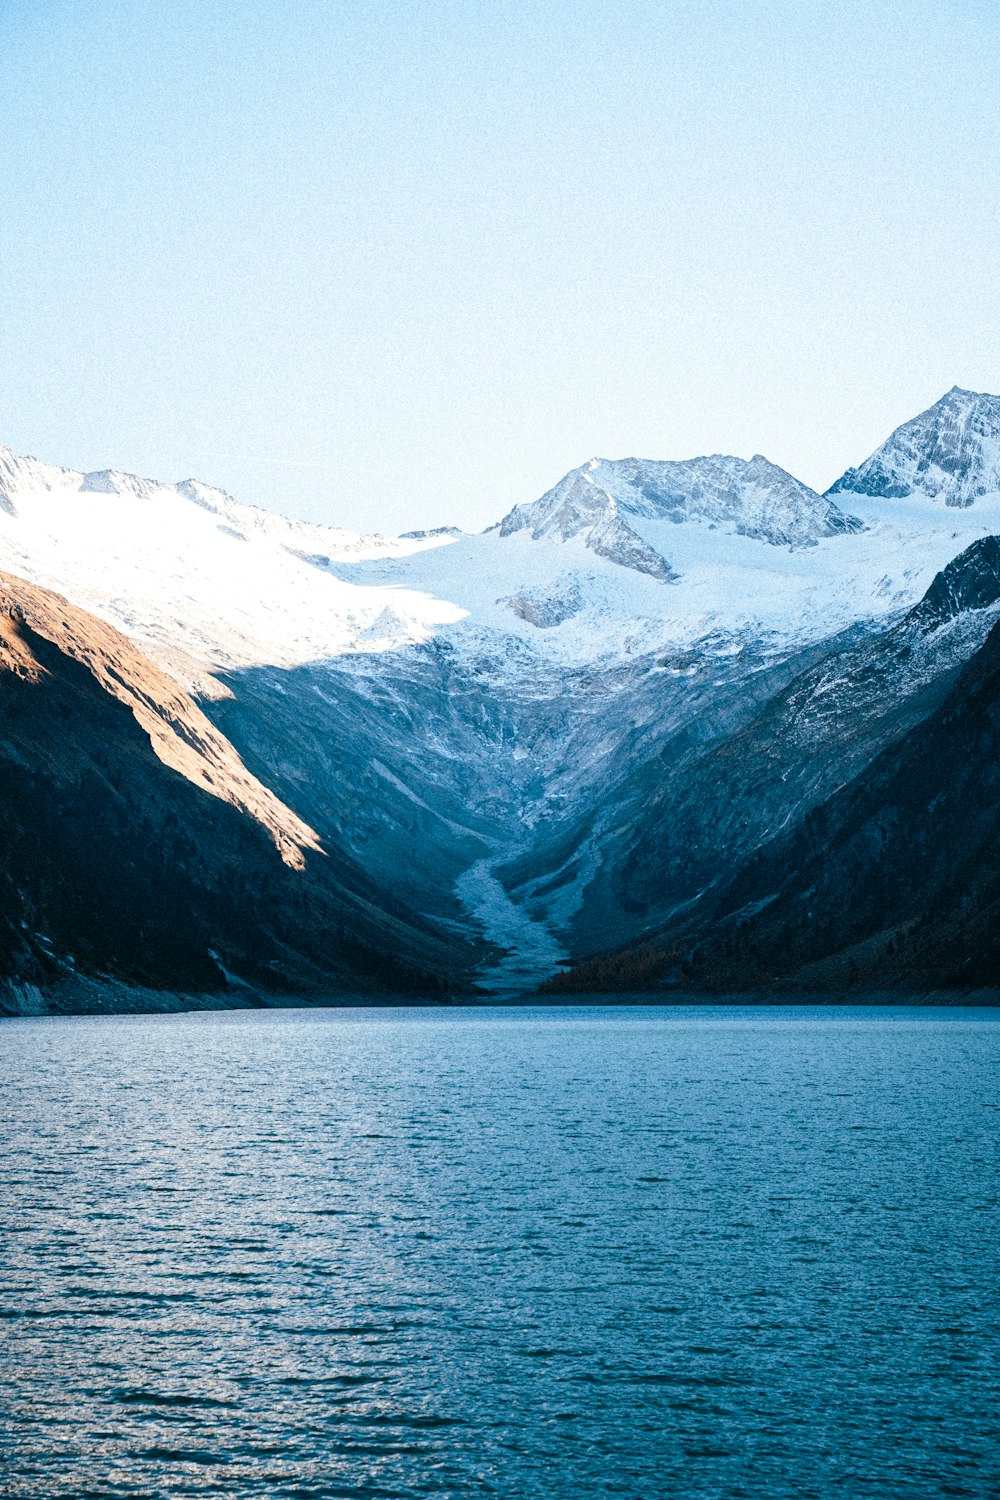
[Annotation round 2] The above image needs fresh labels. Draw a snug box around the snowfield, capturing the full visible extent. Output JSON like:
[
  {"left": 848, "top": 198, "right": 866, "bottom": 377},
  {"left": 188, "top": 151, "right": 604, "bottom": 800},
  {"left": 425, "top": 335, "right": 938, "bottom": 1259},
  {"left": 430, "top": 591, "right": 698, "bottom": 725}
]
[
  {"left": 3, "top": 404, "right": 1000, "bottom": 690},
  {"left": 3, "top": 385, "right": 1000, "bottom": 991}
]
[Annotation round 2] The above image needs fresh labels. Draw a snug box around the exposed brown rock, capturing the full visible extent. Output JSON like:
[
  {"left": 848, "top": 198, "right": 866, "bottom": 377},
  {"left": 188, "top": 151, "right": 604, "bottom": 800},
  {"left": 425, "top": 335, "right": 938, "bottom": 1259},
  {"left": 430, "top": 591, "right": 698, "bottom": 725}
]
[{"left": 0, "top": 571, "right": 319, "bottom": 868}]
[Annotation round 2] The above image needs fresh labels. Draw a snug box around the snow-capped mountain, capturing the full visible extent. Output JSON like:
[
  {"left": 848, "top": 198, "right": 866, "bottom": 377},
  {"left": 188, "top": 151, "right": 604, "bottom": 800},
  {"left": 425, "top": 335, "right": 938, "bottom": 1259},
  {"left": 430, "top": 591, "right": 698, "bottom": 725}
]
[
  {"left": 0, "top": 444, "right": 465, "bottom": 688},
  {"left": 2, "top": 420, "right": 997, "bottom": 687},
  {"left": 3, "top": 387, "right": 1000, "bottom": 1004},
  {"left": 500, "top": 452, "right": 861, "bottom": 571},
  {"left": 828, "top": 386, "right": 1000, "bottom": 507}
]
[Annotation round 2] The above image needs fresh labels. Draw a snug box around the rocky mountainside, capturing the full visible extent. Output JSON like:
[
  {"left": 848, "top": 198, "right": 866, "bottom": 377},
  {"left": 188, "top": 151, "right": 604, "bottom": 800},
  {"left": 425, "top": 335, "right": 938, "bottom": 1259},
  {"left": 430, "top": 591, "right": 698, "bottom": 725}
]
[
  {"left": 828, "top": 387, "right": 1000, "bottom": 507},
  {"left": 3, "top": 386, "right": 1000, "bottom": 1004},
  {"left": 0, "top": 574, "right": 478, "bottom": 1012},
  {"left": 546, "top": 535, "right": 1000, "bottom": 994},
  {"left": 672, "top": 605, "right": 1000, "bottom": 994}
]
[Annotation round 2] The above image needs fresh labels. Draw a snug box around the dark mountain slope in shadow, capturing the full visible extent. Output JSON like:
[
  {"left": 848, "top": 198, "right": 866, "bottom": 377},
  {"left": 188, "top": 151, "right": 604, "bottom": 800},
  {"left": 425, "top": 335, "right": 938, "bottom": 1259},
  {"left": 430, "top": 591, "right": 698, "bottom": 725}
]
[
  {"left": 0, "top": 577, "right": 477, "bottom": 1012},
  {"left": 669, "top": 614, "right": 1000, "bottom": 993},
  {"left": 546, "top": 538, "right": 1000, "bottom": 996},
  {"left": 536, "top": 542, "right": 1000, "bottom": 960}
]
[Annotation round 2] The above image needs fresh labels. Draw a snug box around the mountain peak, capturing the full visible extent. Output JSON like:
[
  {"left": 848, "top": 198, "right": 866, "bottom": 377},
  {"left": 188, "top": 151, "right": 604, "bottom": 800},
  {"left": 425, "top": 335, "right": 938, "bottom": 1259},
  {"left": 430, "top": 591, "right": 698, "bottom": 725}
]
[
  {"left": 80, "top": 469, "right": 168, "bottom": 500},
  {"left": 828, "top": 387, "right": 1000, "bottom": 507},
  {"left": 499, "top": 467, "right": 674, "bottom": 579},
  {"left": 496, "top": 450, "right": 862, "bottom": 577}
]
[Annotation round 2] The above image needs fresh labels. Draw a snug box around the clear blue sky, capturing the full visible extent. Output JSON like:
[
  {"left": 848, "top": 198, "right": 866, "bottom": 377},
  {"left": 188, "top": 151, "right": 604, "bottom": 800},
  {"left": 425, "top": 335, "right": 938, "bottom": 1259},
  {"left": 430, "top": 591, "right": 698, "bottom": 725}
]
[{"left": 2, "top": 0, "right": 998, "bottom": 532}]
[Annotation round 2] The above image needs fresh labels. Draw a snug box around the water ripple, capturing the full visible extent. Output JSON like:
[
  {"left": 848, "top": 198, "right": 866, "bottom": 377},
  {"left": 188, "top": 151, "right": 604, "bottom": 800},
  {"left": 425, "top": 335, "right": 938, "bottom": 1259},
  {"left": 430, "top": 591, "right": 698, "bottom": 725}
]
[{"left": 1, "top": 1004, "right": 999, "bottom": 1498}]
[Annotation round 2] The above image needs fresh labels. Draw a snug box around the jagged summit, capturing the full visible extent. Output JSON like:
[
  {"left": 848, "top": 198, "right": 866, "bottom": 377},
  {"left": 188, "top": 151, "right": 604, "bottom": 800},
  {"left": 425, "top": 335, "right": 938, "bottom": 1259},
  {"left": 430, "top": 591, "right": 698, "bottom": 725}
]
[
  {"left": 79, "top": 468, "right": 168, "bottom": 499},
  {"left": 499, "top": 466, "right": 675, "bottom": 580},
  {"left": 588, "top": 453, "right": 862, "bottom": 544},
  {"left": 497, "top": 452, "right": 862, "bottom": 578},
  {"left": 828, "top": 386, "right": 1000, "bottom": 507}
]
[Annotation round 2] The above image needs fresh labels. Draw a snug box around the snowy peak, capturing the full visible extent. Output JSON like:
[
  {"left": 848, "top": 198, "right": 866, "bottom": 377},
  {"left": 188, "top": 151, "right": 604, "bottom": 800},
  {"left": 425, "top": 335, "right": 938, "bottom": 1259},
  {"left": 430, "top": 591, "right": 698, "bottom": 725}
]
[
  {"left": 175, "top": 477, "right": 238, "bottom": 514},
  {"left": 497, "top": 452, "right": 862, "bottom": 577},
  {"left": 592, "top": 453, "right": 863, "bottom": 546},
  {"left": 0, "top": 445, "right": 79, "bottom": 513},
  {"left": 828, "top": 387, "right": 1000, "bottom": 508},
  {"left": 499, "top": 467, "right": 675, "bottom": 579},
  {"left": 80, "top": 468, "right": 172, "bottom": 500}
]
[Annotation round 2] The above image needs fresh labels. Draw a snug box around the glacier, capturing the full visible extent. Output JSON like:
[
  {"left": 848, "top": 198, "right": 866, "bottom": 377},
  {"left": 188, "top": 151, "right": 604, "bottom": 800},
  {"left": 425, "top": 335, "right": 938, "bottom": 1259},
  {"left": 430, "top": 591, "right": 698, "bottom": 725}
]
[{"left": 3, "top": 384, "right": 1000, "bottom": 993}]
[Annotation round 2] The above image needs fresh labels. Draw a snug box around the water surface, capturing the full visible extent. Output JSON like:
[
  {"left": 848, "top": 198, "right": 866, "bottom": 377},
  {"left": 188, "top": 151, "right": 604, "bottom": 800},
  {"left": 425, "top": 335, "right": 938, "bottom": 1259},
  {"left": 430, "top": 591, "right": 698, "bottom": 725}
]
[{"left": 2, "top": 1005, "right": 998, "bottom": 1498}]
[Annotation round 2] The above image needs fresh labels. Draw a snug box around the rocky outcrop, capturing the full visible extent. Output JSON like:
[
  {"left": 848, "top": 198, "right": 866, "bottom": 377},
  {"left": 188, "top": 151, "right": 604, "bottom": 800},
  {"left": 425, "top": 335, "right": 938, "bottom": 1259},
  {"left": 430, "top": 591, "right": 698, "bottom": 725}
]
[
  {"left": 502, "top": 576, "right": 583, "bottom": 628},
  {"left": 829, "top": 387, "right": 1000, "bottom": 507}
]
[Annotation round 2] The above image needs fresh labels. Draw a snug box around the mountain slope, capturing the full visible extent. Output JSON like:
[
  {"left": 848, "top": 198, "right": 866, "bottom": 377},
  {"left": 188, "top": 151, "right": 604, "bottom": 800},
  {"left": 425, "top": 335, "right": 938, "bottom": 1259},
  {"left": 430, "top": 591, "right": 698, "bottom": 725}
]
[
  {"left": 673, "top": 614, "right": 1000, "bottom": 992},
  {"left": 2, "top": 393, "right": 1000, "bottom": 999},
  {"left": 0, "top": 575, "right": 478, "bottom": 1011},
  {"left": 545, "top": 536, "right": 1000, "bottom": 995},
  {"left": 828, "top": 387, "right": 1000, "bottom": 507},
  {"left": 0, "top": 573, "right": 319, "bottom": 867}
]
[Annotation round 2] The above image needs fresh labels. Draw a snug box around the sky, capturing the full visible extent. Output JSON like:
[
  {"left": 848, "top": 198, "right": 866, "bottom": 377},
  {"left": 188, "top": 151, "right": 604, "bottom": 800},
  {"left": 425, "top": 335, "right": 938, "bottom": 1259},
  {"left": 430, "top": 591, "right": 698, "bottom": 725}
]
[{"left": 1, "top": 0, "right": 998, "bottom": 534}]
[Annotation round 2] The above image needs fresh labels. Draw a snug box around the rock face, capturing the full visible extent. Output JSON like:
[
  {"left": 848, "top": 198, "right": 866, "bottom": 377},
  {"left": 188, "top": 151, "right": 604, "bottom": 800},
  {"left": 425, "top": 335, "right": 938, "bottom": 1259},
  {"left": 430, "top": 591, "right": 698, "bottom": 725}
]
[
  {"left": 2, "top": 390, "right": 1000, "bottom": 1004},
  {"left": 0, "top": 575, "right": 479, "bottom": 1010},
  {"left": 548, "top": 535, "right": 1000, "bottom": 994},
  {"left": 910, "top": 535, "right": 1000, "bottom": 626},
  {"left": 828, "top": 387, "right": 1000, "bottom": 507}
]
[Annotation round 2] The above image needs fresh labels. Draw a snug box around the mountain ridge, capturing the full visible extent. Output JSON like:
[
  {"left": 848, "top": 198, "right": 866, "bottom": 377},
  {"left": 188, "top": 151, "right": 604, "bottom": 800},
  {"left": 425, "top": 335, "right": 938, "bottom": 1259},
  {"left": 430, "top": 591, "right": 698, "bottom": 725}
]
[
  {"left": 3, "top": 386, "right": 1000, "bottom": 1005},
  {"left": 544, "top": 533, "right": 1000, "bottom": 995}
]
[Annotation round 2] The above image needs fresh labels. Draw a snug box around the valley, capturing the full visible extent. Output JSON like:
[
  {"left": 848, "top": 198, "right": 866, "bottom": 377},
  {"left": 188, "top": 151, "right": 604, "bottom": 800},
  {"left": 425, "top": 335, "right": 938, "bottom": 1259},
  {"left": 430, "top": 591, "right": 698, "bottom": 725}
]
[{"left": 2, "top": 386, "right": 1000, "bottom": 1007}]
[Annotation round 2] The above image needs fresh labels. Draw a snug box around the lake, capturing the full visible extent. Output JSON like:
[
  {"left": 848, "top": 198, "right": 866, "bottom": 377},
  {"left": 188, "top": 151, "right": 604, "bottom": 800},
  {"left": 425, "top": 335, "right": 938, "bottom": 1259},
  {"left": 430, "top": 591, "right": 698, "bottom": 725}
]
[{"left": 2, "top": 1005, "right": 998, "bottom": 1498}]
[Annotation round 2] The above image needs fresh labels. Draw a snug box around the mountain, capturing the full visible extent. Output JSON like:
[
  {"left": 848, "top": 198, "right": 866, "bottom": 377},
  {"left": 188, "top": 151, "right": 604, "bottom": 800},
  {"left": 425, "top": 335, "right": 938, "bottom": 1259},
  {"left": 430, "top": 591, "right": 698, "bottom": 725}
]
[
  {"left": 0, "top": 573, "right": 478, "bottom": 1013},
  {"left": 0, "top": 571, "right": 319, "bottom": 869},
  {"left": 501, "top": 453, "right": 861, "bottom": 566},
  {"left": 675, "top": 603, "right": 1000, "bottom": 993},
  {"left": 2, "top": 388, "right": 1000, "bottom": 1004},
  {"left": 828, "top": 386, "right": 1000, "bottom": 507},
  {"left": 545, "top": 535, "right": 1000, "bottom": 995}
]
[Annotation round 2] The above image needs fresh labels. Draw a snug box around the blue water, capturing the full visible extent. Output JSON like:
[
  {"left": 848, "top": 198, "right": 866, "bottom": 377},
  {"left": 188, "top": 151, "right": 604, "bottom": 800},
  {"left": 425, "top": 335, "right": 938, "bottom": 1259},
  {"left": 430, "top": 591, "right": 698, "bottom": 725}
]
[{"left": 2, "top": 1005, "right": 998, "bottom": 1499}]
